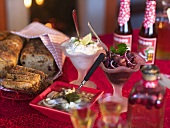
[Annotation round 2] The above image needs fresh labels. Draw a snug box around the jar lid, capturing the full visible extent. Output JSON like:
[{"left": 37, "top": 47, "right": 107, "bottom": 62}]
[{"left": 141, "top": 65, "right": 160, "bottom": 75}]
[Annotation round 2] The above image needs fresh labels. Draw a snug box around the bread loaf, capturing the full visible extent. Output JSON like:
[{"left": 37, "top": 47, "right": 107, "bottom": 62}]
[
  {"left": 11, "top": 65, "right": 47, "bottom": 81},
  {"left": 20, "top": 38, "right": 59, "bottom": 77},
  {"left": 6, "top": 73, "right": 41, "bottom": 84},
  {"left": 0, "top": 33, "right": 24, "bottom": 77},
  {"left": 1, "top": 80, "right": 34, "bottom": 92},
  {"left": 1, "top": 65, "right": 48, "bottom": 94},
  {"left": 0, "top": 31, "right": 9, "bottom": 41}
]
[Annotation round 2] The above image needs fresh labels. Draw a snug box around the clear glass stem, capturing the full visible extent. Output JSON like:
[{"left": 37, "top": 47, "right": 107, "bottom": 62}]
[
  {"left": 112, "top": 84, "right": 123, "bottom": 98},
  {"left": 112, "top": 83, "right": 127, "bottom": 113},
  {"left": 70, "top": 68, "right": 96, "bottom": 89},
  {"left": 77, "top": 69, "right": 87, "bottom": 82}
]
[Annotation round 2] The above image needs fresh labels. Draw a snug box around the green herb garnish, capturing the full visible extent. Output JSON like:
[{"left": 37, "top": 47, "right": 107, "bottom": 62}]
[
  {"left": 70, "top": 33, "right": 95, "bottom": 46},
  {"left": 65, "top": 93, "right": 80, "bottom": 102},
  {"left": 110, "top": 43, "right": 128, "bottom": 55}
]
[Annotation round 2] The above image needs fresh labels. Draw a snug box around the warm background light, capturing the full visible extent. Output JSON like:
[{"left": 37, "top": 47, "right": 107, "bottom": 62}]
[
  {"left": 35, "top": 0, "right": 44, "bottom": 6},
  {"left": 24, "top": 0, "right": 32, "bottom": 8},
  {"left": 158, "top": 22, "right": 163, "bottom": 28},
  {"left": 45, "top": 23, "right": 52, "bottom": 28}
]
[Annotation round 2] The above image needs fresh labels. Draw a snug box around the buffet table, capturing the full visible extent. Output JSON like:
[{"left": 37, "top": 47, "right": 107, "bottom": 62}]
[{"left": 0, "top": 30, "right": 170, "bottom": 128}]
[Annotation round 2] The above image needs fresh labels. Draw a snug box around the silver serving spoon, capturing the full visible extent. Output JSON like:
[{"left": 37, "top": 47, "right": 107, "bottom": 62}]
[
  {"left": 88, "top": 22, "right": 108, "bottom": 52},
  {"left": 76, "top": 53, "right": 105, "bottom": 92},
  {"left": 72, "top": 9, "right": 80, "bottom": 40}
]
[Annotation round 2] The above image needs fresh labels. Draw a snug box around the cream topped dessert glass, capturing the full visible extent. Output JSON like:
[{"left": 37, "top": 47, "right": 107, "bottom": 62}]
[{"left": 61, "top": 33, "right": 104, "bottom": 89}]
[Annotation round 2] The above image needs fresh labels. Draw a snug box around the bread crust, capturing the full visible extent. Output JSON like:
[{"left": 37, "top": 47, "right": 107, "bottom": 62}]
[
  {"left": 1, "top": 79, "right": 33, "bottom": 91},
  {"left": 12, "top": 65, "right": 47, "bottom": 81},
  {"left": 20, "top": 38, "right": 58, "bottom": 77},
  {"left": 0, "top": 31, "right": 10, "bottom": 41},
  {"left": 1, "top": 65, "right": 48, "bottom": 94},
  {"left": 0, "top": 33, "right": 24, "bottom": 77}
]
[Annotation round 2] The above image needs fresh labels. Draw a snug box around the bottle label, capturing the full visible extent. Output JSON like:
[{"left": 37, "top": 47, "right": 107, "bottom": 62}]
[
  {"left": 138, "top": 36, "right": 157, "bottom": 64},
  {"left": 114, "top": 33, "right": 132, "bottom": 50},
  {"left": 143, "top": 79, "right": 158, "bottom": 88},
  {"left": 118, "top": 0, "right": 130, "bottom": 26},
  {"left": 143, "top": 0, "right": 156, "bottom": 28}
]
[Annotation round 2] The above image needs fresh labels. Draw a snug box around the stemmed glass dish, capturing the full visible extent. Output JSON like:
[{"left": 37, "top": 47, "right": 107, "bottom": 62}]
[
  {"left": 61, "top": 34, "right": 104, "bottom": 89},
  {"left": 100, "top": 52, "right": 145, "bottom": 112}
]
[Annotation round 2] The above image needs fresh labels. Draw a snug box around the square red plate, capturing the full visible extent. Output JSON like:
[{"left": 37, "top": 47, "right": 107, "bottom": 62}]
[{"left": 29, "top": 81, "right": 104, "bottom": 123}]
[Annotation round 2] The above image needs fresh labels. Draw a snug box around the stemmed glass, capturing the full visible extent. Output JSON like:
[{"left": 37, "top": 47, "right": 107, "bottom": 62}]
[
  {"left": 98, "top": 93, "right": 123, "bottom": 126},
  {"left": 100, "top": 53, "right": 145, "bottom": 112},
  {"left": 61, "top": 39, "right": 104, "bottom": 89},
  {"left": 97, "top": 117, "right": 128, "bottom": 128},
  {"left": 69, "top": 104, "right": 97, "bottom": 128}
]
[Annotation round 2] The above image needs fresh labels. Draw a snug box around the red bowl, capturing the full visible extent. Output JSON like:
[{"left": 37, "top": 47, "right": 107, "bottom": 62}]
[{"left": 29, "top": 81, "right": 104, "bottom": 123}]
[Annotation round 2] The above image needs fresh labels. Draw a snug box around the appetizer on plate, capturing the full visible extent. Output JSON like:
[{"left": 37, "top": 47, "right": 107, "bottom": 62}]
[{"left": 38, "top": 87, "right": 94, "bottom": 112}]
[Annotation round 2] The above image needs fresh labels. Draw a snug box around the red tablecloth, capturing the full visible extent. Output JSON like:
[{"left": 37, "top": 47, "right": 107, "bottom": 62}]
[{"left": 1, "top": 30, "right": 170, "bottom": 128}]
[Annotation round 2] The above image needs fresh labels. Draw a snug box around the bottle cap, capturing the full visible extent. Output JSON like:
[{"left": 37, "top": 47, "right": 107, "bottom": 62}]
[
  {"left": 141, "top": 65, "right": 160, "bottom": 80},
  {"left": 141, "top": 65, "right": 159, "bottom": 74}
]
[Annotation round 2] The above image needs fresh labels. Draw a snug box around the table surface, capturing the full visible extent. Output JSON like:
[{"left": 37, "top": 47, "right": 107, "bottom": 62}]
[{"left": 1, "top": 30, "right": 170, "bottom": 128}]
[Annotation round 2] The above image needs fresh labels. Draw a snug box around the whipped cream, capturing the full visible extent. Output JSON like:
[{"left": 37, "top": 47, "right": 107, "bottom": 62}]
[{"left": 63, "top": 37, "right": 102, "bottom": 55}]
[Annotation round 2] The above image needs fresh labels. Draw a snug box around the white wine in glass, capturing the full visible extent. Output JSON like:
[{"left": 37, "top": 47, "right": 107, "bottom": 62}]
[
  {"left": 98, "top": 93, "right": 122, "bottom": 125},
  {"left": 70, "top": 107, "right": 97, "bottom": 128}
]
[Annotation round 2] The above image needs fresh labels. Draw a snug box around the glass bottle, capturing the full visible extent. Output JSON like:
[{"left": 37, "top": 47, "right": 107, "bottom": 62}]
[
  {"left": 156, "top": 0, "right": 170, "bottom": 60},
  {"left": 113, "top": 0, "right": 133, "bottom": 51},
  {"left": 137, "top": 0, "right": 158, "bottom": 64},
  {"left": 127, "top": 65, "right": 166, "bottom": 128}
]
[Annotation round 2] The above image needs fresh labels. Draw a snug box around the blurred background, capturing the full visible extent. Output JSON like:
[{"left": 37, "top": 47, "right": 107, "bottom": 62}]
[{"left": 0, "top": 0, "right": 162, "bottom": 37}]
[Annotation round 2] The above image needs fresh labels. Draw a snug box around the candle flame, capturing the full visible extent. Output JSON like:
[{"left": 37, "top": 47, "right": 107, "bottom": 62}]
[
  {"left": 24, "top": 0, "right": 32, "bottom": 8},
  {"left": 35, "top": 0, "right": 44, "bottom": 5}
]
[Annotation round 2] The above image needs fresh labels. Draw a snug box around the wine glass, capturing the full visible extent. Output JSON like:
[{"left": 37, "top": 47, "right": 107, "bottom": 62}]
[
  {"left": 100, "top": 53, "right": 145, "bottom": 112},
  {"left": 61, "top": 39, "right": 104, "bottom": 89},
  {"left": 98, "top": 93, "right": 123, "bottom": 125},
  {"left": 69, "top": 105, "right": 97, "bottom": 128},
  {"left": 97, "top": 117, "right": 128, "bottom": 128}
]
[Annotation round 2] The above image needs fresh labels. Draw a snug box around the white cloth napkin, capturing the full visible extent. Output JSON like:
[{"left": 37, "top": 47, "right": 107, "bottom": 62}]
[
  {"left": 11, "top": 22, "right": 70, "bottom": 80},
  {"left": 159, "top": 74, "right": 170, "bottom": 89}
]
